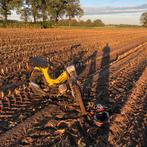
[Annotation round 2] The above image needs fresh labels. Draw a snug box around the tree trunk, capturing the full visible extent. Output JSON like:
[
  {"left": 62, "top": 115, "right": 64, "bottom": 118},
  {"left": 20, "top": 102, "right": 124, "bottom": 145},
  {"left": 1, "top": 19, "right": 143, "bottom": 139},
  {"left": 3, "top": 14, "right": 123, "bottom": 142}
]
[
  {"left": 4, "top": 7, "right": 8, "bottom": 22},
  {"left": 68, "top": 16, "right": 71, "bottom": 28},
  {"left": 55, "top": 17, "right": 59, "bottom": 23},
  {"left": 42, "top": 10, "right": 46, "bottom": 22},
  {"left": 4, "top": 12, "right": 8, "bottom": 22},
  {"left": 55, "top": 11, "right": 60, "bottom": 23},
  {"left": 42, "top": 3, "right": 46, "bottom": 22},
  {"left": 24, "top": 9, "right": 28, "bottom": 23},
  {"left": 33, "top": 15, "right": 36, "bottom": 23},
  {"left": 3, "top": 1, "right": 8, "bottom": 22}
]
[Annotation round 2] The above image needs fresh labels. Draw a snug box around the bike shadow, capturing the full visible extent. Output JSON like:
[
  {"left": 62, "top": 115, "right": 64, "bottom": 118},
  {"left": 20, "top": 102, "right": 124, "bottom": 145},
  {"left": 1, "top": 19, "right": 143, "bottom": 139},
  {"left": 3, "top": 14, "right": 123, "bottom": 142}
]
[
  {"left": 82, "top": 51, "right": 98, "bottom": 100},
  {"left": 73, "top": 50, "right": 87, "bottom": 75}
]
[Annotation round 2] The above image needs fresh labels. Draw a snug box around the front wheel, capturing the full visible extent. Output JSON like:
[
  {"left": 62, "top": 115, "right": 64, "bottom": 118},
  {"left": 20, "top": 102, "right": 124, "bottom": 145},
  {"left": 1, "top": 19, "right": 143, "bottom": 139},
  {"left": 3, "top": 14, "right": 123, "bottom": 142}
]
[{"left": 70, "top": 82, "right": 87, "bottom": 116}]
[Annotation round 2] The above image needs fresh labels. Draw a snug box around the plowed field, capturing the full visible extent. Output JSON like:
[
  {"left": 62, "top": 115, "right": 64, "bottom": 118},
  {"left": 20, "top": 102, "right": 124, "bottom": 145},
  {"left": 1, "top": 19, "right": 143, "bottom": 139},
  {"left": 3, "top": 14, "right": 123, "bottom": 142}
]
[{"left": 0, "top": 28, "right": 147, "bottom": 147}]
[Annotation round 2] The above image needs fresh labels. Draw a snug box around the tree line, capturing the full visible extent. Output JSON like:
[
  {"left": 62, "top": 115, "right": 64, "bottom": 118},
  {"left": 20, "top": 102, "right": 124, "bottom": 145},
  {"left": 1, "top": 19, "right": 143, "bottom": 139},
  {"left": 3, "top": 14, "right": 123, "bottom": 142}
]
[
  {"left": 1, "top": 0, "right": 146, "bottom": 28},
  {"left": 0, "top": 0, "right": 84, "bottom": 26},
  {"left": 58, "top": 19, "right": 104, "bottom": 27},
  {"left": 140, "top": 12, "right": 147, "bottom": 27}
]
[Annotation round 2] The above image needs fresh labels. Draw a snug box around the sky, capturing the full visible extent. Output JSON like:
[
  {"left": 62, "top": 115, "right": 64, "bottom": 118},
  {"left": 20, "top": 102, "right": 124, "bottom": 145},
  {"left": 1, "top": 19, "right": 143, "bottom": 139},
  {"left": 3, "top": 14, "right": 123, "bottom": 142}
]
[
  {"left": 80, "top": 0, "right": 147, "bottom": 25},
  {"left": 10, "top": 0, "right": 147, "bottom": 25}
]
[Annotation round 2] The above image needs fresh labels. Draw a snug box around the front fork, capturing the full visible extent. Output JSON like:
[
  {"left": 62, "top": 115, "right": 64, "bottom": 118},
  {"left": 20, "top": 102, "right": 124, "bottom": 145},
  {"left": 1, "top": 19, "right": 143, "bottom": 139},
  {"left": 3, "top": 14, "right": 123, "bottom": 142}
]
[{"left": 67, "top": 77, "right": 87, "bottom": 116}]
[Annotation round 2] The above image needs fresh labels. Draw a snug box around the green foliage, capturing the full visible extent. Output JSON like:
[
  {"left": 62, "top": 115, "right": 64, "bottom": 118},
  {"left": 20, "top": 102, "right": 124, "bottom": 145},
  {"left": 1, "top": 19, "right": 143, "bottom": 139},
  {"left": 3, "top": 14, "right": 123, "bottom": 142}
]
[
  {"left": 41, "top": 21, "right": 53, "bottom": 28},
  {"left": 0, "top": 0, "right": 20, "bottom": 21},
  {"left": 140, "top": 12, "right": 147, "bottom": 27},
  {"left": 0, "top": 18, "right": 105, "bottom": 28},
  {"left": 0, "top": 0, "right": 84, "bottom": 26},
  {"left": 37, "top": 0, "right": 50, "bottom": 22},
  {"left": 29, "top": 0, "right": 39, "bottom": 22},
  {"left": 65, "top": 0, "right": 83, "bottom": 18},
  {"left": 93, "top": 19, "right": 105, "bottom": 26},
  {"left": 0, "top": 0, "right": 102, "bottom": 28},
  {"left": 0, "top": 19, "right": 53, "bottom": 28},
  {"left": 65, "top": 0, "right": 83, "bottom": 26},
  {"left": 57, "top": 19, "right": 105, "bottom": 27},
  {"left": 49, "top": 0, "right": 66, "bottom": 22},
  {"left": 16, "top": 0, "right": 31, "bottom": 22}
]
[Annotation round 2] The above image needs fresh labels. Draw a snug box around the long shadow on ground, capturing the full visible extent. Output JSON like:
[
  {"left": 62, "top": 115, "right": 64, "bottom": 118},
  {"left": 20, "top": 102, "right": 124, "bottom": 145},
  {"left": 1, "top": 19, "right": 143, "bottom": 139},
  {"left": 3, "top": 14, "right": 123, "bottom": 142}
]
[
  {"left": 94, "top": 43, "right": 111, "bottom": 146},
  {"left": 82, "top": 51, "right": 97, "bottom": 99},
  {"left": 96, "top": 43, "right": 110, "bottom": 104}
]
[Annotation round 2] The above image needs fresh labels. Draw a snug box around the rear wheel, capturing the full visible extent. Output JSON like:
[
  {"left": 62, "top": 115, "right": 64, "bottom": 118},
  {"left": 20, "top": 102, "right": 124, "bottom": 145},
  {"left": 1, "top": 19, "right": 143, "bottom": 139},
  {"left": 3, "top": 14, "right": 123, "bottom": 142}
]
[{"left": 29, "top": 70, "right": 48, "bottom": 97}]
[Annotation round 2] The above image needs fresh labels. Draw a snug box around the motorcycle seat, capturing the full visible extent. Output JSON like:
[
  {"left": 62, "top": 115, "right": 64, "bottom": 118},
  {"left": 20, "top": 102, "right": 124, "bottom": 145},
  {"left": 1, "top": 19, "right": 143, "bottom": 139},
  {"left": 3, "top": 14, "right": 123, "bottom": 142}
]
[{"left": 29, "top": 56, "right": 48, "bottom": 68}]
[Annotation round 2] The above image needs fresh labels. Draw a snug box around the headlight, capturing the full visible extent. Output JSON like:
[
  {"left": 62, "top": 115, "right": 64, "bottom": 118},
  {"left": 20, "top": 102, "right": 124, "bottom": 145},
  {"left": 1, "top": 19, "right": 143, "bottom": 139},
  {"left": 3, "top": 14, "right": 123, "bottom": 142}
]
[
  {"left": 66, "top": 65, "right": 78, "bottom": 79},
  {"left": 66, "top": 65, "right": 76, "bottom": 73},
  {"left": 59, "top": 84, "right": 67, "bottom": 94}
]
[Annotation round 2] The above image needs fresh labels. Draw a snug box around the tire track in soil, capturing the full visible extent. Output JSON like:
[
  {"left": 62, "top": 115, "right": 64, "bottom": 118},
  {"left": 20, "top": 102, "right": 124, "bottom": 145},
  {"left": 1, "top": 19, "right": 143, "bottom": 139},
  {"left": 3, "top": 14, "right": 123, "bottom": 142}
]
[
  {"left": 0, "top": 47, "right": 86, "bottom": 134},
  {"left": 0, "top": 41, "right": 146, "bottom": 146},
  {"left": 0, "top": 104, "right": 64, "bottom": 147},
  {"left": 13, "top": 43, "right": 147, "bottom": 146},
  {"left": 108, "top": 68, "right": 147, "bottom": 146},
  {"left": 87, "top": 45, "right": 146, "bottom": 147},
  {"left": 81, "top": 41, "right": 147, "bottom": 84},
  {"left": 81, "top": 42, "right": 146, "bottom": 103},
  {"left": 0, "top": 41, "right": 142, "bottom": 135}
]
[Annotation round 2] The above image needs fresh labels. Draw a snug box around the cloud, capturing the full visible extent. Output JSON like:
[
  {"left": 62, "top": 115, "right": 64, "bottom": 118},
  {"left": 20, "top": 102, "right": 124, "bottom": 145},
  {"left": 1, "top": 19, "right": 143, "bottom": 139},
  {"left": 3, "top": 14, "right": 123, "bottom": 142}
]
[{"left": 83, "top": 4, "right": 147, "bottom": 15}]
